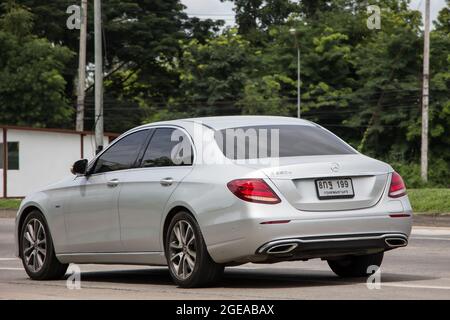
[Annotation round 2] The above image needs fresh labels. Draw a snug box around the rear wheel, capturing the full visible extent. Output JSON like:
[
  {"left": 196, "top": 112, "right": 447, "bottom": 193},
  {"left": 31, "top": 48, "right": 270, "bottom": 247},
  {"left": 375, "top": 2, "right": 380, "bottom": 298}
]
[
  {"left": 165, "top": 212, "right": 224, "bottom": 288},
  {"left": 20, "top": 210, "right": 68, "bottom": 280},
  {"left": 327, "top": 252, "right": 384, "bottom": 278}
]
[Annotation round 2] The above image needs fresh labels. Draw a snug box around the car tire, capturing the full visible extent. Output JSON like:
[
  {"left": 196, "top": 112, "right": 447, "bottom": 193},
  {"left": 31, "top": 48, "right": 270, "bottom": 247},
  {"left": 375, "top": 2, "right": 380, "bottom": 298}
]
[
  {"left": 20, "top": 210, "right": 68, "bottom": 280},
  {"left": 165, "top": 212, "right": 224, "bottom": 288},
  {"left": 327, "top": 252, "right": 384, "bottom": 278}
]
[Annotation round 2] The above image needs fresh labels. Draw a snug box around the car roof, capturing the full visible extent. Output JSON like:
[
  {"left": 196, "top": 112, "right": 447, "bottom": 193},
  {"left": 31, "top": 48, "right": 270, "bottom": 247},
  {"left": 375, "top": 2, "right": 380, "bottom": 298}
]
[{"left": 140, "top": 116, "right": 315, "bottom": 131}]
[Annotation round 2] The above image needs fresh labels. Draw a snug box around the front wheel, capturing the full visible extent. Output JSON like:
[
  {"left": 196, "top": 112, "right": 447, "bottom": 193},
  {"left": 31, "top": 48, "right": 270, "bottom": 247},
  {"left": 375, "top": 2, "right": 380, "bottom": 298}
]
[
  {"left": 327, "top": 252, "right": 384, "bottom": 278},
  {"left": 165, "top": 212, "right": 224, "bottom": 288},
  {"left": 20, "top": 210, "right": 68, "bottom": 280}
]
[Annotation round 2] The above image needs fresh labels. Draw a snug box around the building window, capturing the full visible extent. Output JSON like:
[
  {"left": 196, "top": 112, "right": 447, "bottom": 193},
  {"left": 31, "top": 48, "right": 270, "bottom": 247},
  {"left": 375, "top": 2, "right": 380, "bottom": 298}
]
[{"left": 0, "top": 142, "right": 20, "bottom": 170}]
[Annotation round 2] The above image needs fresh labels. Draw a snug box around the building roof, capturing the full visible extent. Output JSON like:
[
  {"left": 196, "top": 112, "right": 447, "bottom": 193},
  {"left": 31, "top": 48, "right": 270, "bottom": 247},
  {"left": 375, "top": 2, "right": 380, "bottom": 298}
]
[{"left": 0, "top": 125, "right": 119, "bottom": 138}]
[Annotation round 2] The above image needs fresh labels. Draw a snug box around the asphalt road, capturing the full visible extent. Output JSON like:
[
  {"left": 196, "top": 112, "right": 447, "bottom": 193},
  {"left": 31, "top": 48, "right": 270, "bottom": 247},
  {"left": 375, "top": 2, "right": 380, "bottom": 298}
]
[{"left": 1, "top": 218, "right": 449, "bottom": 300}]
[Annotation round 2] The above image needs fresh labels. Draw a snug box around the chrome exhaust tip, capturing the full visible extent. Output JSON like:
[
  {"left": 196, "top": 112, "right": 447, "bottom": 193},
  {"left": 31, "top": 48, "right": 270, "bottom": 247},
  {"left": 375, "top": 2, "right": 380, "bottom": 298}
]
[
  {"left": 385, "top": 237, "right": 408, "bottom": 248},
  {"left": 266, "top": 243, "right": 298, "bottom": 254}
]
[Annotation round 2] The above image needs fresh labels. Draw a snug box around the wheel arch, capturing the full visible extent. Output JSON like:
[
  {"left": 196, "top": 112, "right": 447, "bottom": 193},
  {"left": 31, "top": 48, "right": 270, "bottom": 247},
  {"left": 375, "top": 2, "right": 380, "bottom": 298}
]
[{"left": 162, "top": 205, "right": 197, "bottom": 249}]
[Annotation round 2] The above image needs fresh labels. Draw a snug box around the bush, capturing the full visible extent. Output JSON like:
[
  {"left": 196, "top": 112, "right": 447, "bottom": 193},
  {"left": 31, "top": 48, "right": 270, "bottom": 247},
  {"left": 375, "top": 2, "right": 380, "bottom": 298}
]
[{"left": 390, "top": 158, "right": 449, "bottom": 188}]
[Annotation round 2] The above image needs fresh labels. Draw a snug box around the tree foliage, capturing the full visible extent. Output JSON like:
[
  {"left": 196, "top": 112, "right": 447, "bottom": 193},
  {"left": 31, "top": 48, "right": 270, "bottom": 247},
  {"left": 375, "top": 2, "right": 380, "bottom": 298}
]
[
  {"left": 0, "top": 3, "right": 73, "bottom": 127},
  {"left": 0, "top": 0, "right": 449, "bottom": 186}
]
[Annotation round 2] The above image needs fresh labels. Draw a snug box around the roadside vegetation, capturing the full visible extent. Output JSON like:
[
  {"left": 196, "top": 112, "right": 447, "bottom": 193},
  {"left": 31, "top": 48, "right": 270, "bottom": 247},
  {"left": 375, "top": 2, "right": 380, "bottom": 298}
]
[
  {"left": 0, "top": 199, "right": 21, "bottom": 210},
  {"left": 0, "top": 1, "right": 449, "bottom": 187},
  {"left": 408, "top": 189, "right": 450, "bottom": 214},
  {"left": 0, "top": 1, "right": 448, "bottom": 211}
]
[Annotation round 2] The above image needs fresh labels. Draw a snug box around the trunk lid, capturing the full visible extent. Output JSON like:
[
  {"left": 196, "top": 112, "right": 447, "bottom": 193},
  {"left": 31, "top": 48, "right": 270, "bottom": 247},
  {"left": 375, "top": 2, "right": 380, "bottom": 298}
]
[{"left": 260, "top": 154, "right": 391, "bottom": 211}]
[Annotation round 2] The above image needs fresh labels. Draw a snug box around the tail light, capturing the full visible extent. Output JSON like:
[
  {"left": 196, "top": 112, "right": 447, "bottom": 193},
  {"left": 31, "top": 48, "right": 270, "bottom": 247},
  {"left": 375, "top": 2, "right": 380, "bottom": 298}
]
[
  {"left": 388, "top": 172, "right": 407, "bottom": 198},
  {"left": 227, "top": 179, "right": 281, "bottom": 204}
]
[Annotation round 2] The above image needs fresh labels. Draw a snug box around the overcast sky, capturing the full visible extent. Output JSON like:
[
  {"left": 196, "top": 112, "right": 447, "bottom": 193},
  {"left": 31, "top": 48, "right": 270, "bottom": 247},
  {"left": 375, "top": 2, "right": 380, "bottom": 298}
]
[{"left": 181, "top": 0, "right": 448, "bottom": 25}]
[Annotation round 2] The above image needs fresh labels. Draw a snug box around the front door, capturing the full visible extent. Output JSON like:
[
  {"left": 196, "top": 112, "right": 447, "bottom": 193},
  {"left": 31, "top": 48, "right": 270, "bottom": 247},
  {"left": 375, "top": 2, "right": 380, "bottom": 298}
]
[
  {"left": 63, "top": 129, "right": 150, "bottom": 253},
  {"left": 63, "top": 173, "right": 121, "bottom": 253}
]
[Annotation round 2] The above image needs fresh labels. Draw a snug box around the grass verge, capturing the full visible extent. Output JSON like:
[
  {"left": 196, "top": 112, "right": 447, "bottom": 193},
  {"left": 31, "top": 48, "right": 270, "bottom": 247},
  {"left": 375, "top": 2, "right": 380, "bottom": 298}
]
[
  {"left": 0, "top": 198, "right": 22, "bottom": 210},
  {"left": 408, "top": 189, "right": 450, "bottom": 214}
]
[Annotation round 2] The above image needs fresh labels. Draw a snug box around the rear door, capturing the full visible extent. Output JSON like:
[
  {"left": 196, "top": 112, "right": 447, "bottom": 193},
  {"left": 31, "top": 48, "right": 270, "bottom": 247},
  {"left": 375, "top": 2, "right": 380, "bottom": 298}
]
[{"left": 117, "top": 127, "right": 194, "bottom": 252}]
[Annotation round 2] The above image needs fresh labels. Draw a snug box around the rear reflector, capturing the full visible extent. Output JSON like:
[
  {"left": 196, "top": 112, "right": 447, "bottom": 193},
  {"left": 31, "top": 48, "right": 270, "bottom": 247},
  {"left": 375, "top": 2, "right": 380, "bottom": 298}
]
[
  {"left": 227, "top": 179, "right": 281, "bottom": 204},
  {"left": 389, "top": 214, "right": 411, "bottom": 218},
  {"left": 260, "top": 220, "right": 291, "bottom": 225},
  {"left": 388, "top": 172, "right": 407, "bottom": 198}
]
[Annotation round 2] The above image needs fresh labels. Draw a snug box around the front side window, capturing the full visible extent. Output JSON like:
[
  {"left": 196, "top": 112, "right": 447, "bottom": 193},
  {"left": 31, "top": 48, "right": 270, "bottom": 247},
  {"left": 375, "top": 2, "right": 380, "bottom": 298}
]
[
  {"left": 0, "top": 142, "right": 19, "bottom": 170},
  {"left": 141, "top": 128, "right": 193, "bottom": 167},
  {"left": 93, "top": 130, "right": 149, "bottom": 173}
]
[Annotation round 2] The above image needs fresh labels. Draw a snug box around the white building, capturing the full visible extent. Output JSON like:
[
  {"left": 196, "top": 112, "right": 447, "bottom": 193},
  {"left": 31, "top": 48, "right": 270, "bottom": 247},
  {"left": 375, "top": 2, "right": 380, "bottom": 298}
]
[{"left": 0, "top": 126, "right": 118, "bottom": 198}]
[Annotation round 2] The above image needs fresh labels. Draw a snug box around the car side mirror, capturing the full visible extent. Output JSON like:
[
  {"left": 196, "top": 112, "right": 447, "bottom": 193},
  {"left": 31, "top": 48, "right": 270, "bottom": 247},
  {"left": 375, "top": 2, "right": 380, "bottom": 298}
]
[{"left": 71, "top": 159, "right": 88, "bottom": 175}]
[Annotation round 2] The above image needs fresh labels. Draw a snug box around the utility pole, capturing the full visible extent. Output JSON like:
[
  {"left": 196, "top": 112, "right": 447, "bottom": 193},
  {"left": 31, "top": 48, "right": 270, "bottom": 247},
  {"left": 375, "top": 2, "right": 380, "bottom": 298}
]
[
  {"left": 289, "top": 28, "right": 301, "bottom": 118},
  {"left": 297, "top": 43, "right": 301, "bottom": 119},
  {"left": 94, "top": 0, "right": 104, "bottom": 154},
  {"left": 75, "top": 0, "right": 87, "bottom": 132},
  {"left": 421, "top": 0, "right": 430, "bottom": 182}
]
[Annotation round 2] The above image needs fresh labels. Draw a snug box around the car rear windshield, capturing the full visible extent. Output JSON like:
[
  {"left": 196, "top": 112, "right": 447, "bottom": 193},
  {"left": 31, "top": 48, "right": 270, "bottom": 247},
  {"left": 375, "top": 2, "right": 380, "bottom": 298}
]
[{"left": 214, "top": 125, "right": 356, "bottom": 159}]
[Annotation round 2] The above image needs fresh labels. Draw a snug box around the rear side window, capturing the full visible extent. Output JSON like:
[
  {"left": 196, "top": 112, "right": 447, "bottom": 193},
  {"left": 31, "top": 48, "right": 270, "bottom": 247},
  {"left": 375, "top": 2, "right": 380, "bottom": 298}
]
[
  {"left": 214, "top": 125, "right": 356, "bottom": 159},
  {"left": 93, "top": 130, "right": 149, "bottom": 173},
  {"left": 141, "top": 128, "right": 193, "bottom": 167}
]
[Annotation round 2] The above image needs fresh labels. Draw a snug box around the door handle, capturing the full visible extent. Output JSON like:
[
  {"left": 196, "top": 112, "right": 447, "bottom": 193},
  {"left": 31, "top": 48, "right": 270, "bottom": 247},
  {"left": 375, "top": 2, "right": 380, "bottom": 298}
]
[
  {"left": 107, "top": 179, "right": 120, "bottom": 187},
  {"left": 160, "top": 177, "right": 173, "bottom": 187}
]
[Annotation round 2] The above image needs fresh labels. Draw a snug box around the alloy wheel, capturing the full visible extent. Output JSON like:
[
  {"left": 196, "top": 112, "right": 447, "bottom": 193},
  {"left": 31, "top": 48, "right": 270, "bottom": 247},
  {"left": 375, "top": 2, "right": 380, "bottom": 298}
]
[
  {"left": 168, "top": 220, "right": 197, "bottom": 280},
  {"left": 23, "top": 218, "right": 47, "bottom": 273}
]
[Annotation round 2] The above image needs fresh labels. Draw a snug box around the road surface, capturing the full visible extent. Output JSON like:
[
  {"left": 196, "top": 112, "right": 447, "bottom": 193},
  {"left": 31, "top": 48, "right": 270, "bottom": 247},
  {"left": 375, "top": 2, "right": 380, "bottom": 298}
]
[{"left": 1, "top": 218, "right": 449, "bottom": 299}]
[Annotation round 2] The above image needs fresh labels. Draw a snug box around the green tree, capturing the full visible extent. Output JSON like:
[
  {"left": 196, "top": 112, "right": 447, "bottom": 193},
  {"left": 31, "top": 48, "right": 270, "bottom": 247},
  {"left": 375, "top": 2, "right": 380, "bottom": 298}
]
[
  {"left": 349, "top": 6, "right": 423, "bottom": 157},
  {"left": 427, "top": 0, "right": 450, "bottom": 181},
  {"left": 221, "top": 0, "right": 298, "bottom": 41},
  {"left": 0, "top": 4, "right": 74, "bottom": 127},
  {"left": 166, "top": 29, "right": 255, "bottom": 119},
  {"left": 147, "top": 27, "right": 296, "bottom": 122},
  {"left": 4, "top": 0, "right": 222, "bottom": 132},
  {"left": 239, "top": 74, "right": 294, "bottom": 115}
]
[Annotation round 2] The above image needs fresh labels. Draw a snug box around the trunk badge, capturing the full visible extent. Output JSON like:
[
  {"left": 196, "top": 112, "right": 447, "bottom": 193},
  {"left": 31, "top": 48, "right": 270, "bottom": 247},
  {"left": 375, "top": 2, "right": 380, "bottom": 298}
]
[
  {"left": 271, "top": 170, "right": 292, "bottom": 176},
  {"left": 330, "top": 163, "right": 340, "bottom": 172}
]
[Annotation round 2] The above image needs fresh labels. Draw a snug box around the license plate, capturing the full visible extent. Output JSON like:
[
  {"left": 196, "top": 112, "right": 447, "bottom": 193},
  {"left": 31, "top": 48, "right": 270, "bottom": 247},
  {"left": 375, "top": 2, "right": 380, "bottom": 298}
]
[{"left": 315, "top": 178, "right": 354, "bottom": 200}]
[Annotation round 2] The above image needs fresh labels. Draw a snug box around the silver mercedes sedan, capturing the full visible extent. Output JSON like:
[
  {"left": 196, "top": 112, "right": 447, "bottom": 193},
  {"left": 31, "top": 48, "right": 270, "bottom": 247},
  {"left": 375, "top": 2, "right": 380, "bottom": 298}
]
[{"left": 15, "top": 116, "right": 412, "bottom": 287}]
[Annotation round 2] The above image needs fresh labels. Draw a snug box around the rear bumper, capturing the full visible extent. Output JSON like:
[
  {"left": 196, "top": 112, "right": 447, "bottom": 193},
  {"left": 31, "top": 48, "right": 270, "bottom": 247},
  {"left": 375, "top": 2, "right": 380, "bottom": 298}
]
[
  {"left": 256, "top": 232, "right": 408, "bottom": 261},
  {"left": 203, "top": 196, "right": 413, "bottom": 264}
]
